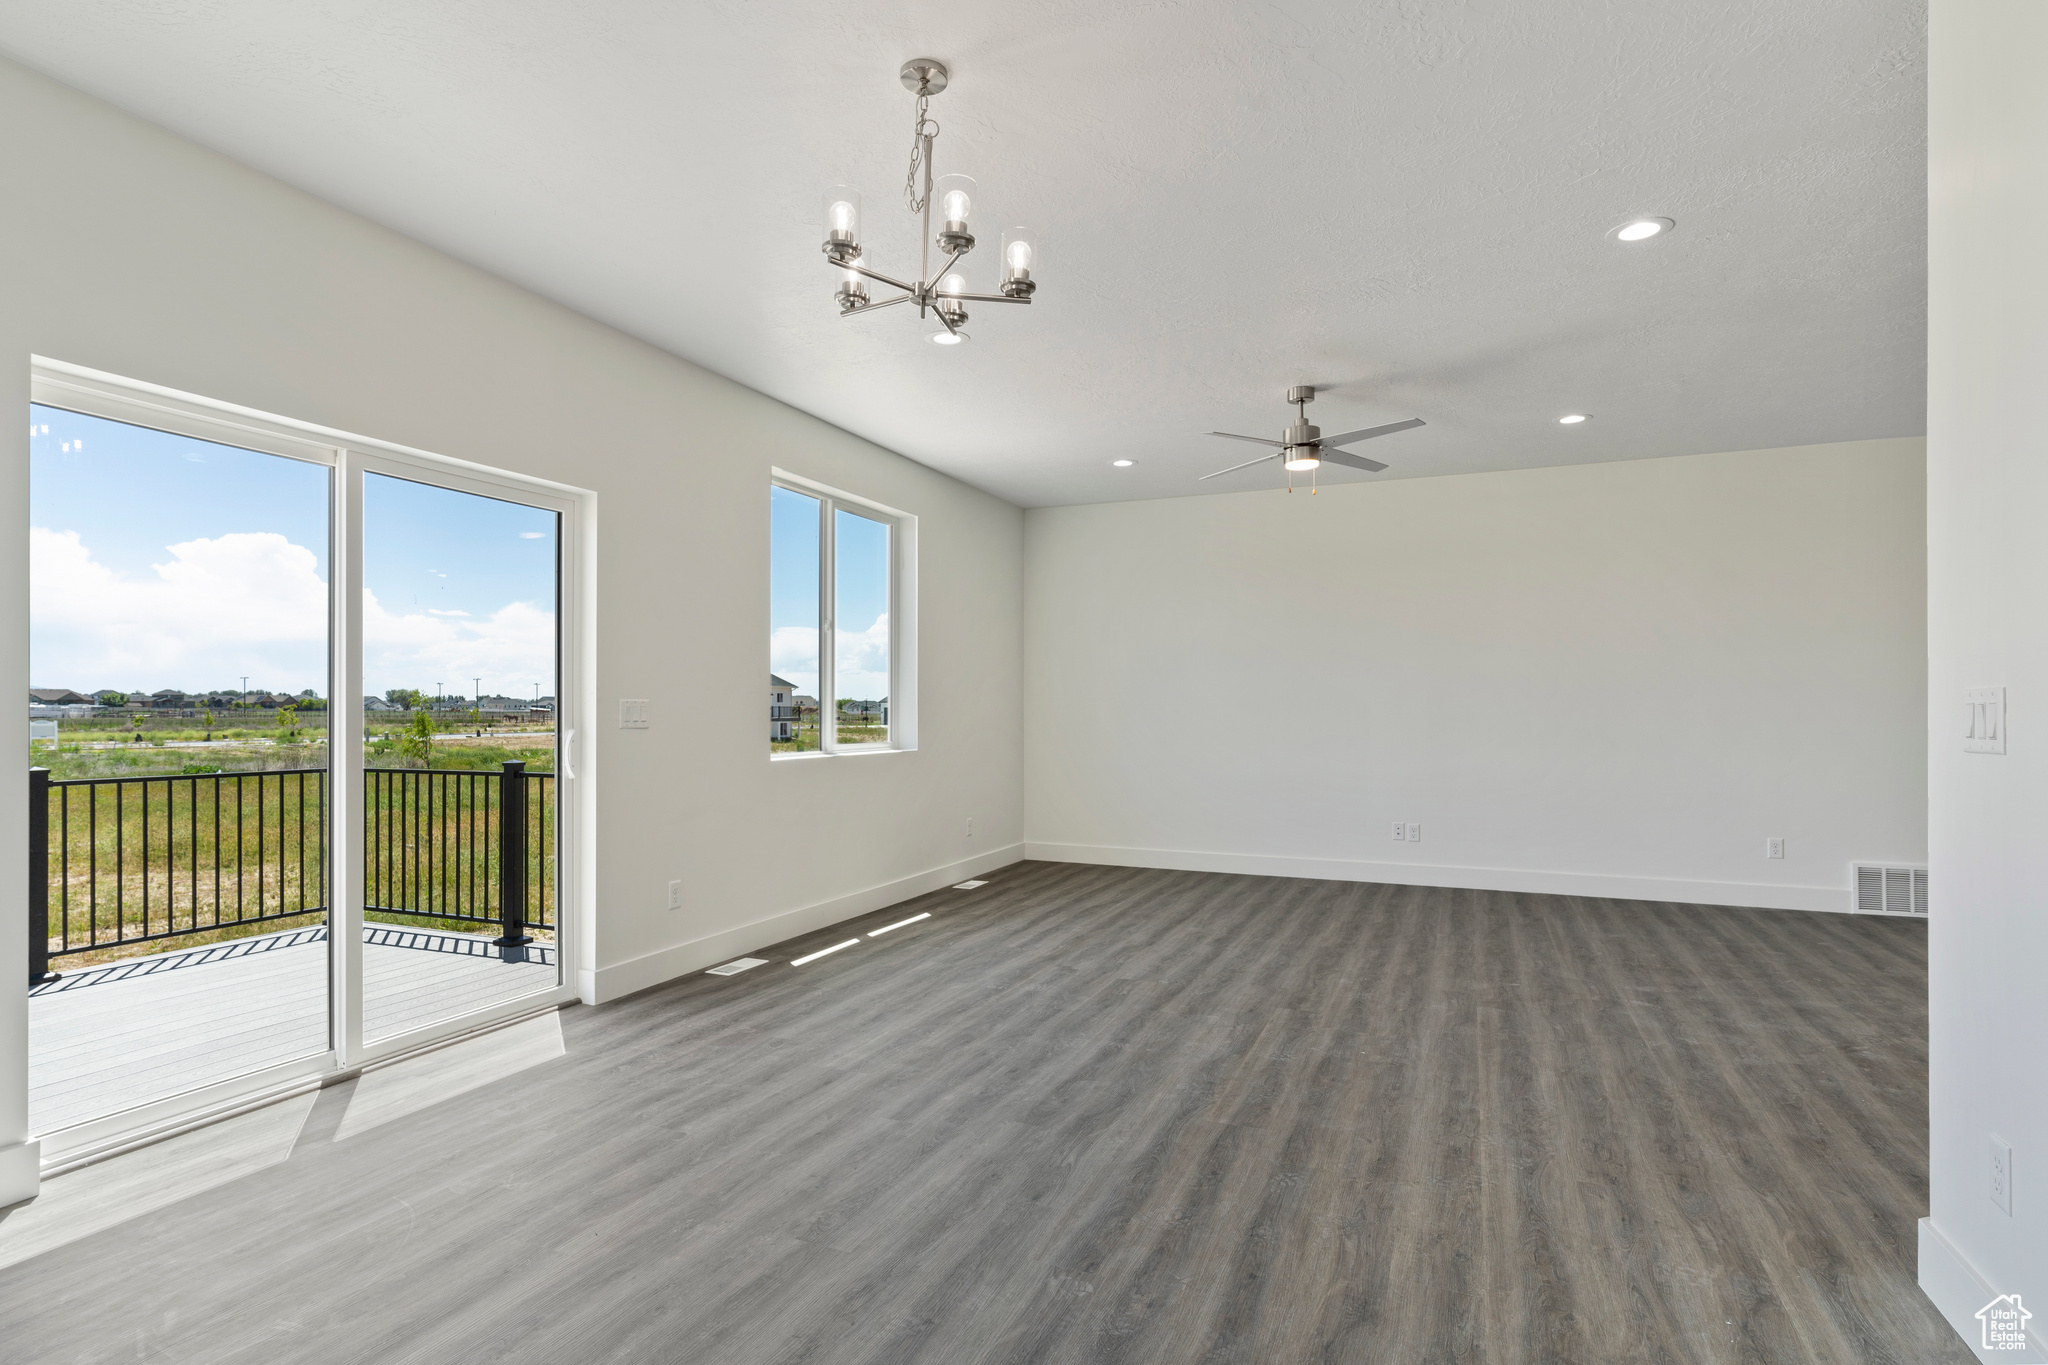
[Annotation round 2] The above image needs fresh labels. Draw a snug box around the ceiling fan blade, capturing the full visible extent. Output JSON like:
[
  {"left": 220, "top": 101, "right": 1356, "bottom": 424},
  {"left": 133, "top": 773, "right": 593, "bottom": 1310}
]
[
  {"left": 1208, "top": 431, "right": 1286, "bottom": 447},
  {"left": 1198, "top": 452, "right": 1282, "bottom": 480},
  {"left": 1318, "top": 418, "right": 1426, "bottom": 447},
  {"left": 1316, "top": 448, "right": 1388, "bottom": 473}
]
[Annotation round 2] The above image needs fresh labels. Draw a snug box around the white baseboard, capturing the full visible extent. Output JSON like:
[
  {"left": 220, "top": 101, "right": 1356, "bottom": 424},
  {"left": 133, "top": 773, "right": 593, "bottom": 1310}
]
[
  {"left": 1919, "top": 1217, "right": 2047, "bottom": 1362},
  {"left": 1023, "top": 842, "right": 1847, "bottom": 913},
  {"left": 591, "top": 843, "right": 1026, "bottom": 1003},
  {"left": 0, "top": 1140, "right": 42, "bottom": 1209}
]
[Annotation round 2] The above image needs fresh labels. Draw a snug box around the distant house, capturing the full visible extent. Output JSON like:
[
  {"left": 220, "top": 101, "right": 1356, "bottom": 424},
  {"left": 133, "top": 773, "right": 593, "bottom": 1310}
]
[
  {"left": 149, "top": 689, "right": 190, "bottom": 710},
  {"left": 29, "top": 688, "right": 95, "bottom": 719},
  {"left": 771, "top": 675, "right": 799, "bottom": 740},
  {"left": 364, "top": 697, "right": 400, "bottom": 712},
  {"left": 29, "top": 688, "right": 91, "bottom": 706}
]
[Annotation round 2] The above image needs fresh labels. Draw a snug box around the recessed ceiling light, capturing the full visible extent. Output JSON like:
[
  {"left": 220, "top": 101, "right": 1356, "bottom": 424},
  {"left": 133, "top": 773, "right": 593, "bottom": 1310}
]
[
  {"left": 930, "top": 330, "right": 969, "bottom": 346},
  {"left": 1610, "top": 217, "right": 1674, "bottom": 242},
  {"left": 1558, "top": 414, "right": 1590, "bottom": 424},
  {"left": 1112, "top": 459, "right": 1134, "bottom": 467}
]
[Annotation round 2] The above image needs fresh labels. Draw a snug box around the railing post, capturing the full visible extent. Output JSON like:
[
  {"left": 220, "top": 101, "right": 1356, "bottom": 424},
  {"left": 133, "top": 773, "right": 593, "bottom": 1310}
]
[
  {"left": 29, "top": 767, "right": 58, "bottom": 984},
  {"left": 494, "top": 760, "right": 530, "bottom": 963}
]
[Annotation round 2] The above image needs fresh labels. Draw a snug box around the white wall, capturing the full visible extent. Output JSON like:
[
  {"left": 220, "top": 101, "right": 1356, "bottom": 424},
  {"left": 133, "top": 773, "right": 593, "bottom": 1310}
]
[
  {"left": 0, "top": 58, "right": 1024, "bottom": 1201},
  {"left": 1920, "top": 3, "right": 2048, "bottom": 1357},
  {"left": 1025, "top": 439, "right": 1926, "bottom": 911}
]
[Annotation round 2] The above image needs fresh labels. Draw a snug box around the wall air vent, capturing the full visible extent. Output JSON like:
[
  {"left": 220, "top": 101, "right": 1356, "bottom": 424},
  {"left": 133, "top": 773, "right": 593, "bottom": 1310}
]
[{"left": 1851, "top": 863, "right": 1928, "bottom": 916}]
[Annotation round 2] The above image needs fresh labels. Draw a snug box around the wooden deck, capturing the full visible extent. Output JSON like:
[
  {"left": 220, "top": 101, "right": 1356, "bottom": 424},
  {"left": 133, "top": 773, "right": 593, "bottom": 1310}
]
[{"left": 28, "top": 924, "right": 558, "bottom": 1136}]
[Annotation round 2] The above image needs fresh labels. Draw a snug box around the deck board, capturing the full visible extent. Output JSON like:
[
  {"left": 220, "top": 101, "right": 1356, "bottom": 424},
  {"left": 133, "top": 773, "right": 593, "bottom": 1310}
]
[{"left": 29, "top": 926, "right": 558, "bottom": 1135}]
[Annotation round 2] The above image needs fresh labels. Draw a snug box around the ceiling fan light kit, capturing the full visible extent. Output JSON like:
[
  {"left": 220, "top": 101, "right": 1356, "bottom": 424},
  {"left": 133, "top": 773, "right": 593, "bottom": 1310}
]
[
  {"left": 1200, "top": 386, "right": 1425, "bottom": 494},
  {"left": 821, "top": 59, "right": 1038, "bottom": 346}
]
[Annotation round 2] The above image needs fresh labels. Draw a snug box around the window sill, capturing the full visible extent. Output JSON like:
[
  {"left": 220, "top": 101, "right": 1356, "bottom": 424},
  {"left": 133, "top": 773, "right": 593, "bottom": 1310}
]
[{"left": 769, "top": 745, "right": 912, "bottom": 762}]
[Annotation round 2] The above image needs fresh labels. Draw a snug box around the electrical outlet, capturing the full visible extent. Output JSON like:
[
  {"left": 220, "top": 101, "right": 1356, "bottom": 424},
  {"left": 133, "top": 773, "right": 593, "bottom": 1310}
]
[
  {"left": 1991, "top": 1134, "right": 2013, "bottom": 1215},
  {"left": 1406, "top": 823, "right": 1421, "bottom": 843},
  {"left": 667, "top": 879, "right": 682, "bottom": 912},
  {"left": 1766, "top": 838, "right": 1785, "bottom": 859},
  {"left": 620, "top": 699, "right": 649, "bottom": 729},
  {"left": 965, "top": 817, "right": 973, "bottom": 840},
  {"left": 1391, "top": 821, "right": 1406, "bottom": 841}
]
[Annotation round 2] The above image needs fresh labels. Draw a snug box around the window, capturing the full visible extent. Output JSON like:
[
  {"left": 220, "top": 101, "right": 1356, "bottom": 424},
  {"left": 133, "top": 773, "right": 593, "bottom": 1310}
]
[{"left": 769, "top": 473, "right": 913, "bottom": 755}]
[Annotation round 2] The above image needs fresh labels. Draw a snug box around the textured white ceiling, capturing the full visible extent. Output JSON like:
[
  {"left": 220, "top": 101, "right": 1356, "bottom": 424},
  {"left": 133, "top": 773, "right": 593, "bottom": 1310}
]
[{"left": 1, "top": 1, "right": 1926, "bottom": 507}]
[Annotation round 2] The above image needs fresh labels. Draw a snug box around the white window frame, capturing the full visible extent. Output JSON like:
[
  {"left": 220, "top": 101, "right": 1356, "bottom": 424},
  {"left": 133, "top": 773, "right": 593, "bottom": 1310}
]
[
  {"left": 770, "top": 469, "right": 917, "bottom": 758},
  {"left": 23, "top": 356, "right": 591, "bottom": 1168}
]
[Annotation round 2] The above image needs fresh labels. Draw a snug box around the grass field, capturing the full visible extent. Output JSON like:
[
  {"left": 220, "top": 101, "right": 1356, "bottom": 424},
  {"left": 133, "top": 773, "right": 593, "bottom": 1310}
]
[
  {"left": 770, "top": 718, "right": 888, "bottom": 754},
  {"left": 35, "top": 729, "right": 559, "bottom": 968},
  {"left": 30, "top": 722, "right": 557, "bottom": 781}
]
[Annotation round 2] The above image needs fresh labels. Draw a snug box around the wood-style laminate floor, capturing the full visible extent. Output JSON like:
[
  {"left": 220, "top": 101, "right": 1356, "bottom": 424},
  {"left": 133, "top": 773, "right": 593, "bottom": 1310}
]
[{"left": 0, "top": 862, "right": 1966, "bottom": 1363}]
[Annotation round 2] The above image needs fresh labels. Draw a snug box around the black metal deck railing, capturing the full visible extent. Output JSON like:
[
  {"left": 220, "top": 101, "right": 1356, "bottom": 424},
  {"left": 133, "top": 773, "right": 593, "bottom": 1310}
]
[
  {"left": 28, "top": 763, "right": 554, "bottom": 980},
  {"left": 366, "top": 763, "right": 554, "bottom": 951}
]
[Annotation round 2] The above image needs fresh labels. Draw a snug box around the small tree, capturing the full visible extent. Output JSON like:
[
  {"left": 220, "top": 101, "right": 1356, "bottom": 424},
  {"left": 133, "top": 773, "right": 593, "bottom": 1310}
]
[
  {"left": 202, "top": 707, "right": 215, "bottom": 740},
  {"left": 278, "top": 702, "right": 299, "bottom": 740},
  {"left": 399, "top": 707, "right": 436, "bottom": 768},
  {"left": 130, "top": 712, "right": 144, "bottom": 743}
]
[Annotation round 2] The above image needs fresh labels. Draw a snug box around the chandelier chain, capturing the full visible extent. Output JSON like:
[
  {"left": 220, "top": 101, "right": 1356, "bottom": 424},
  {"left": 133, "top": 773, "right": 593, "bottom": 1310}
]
[{"left": 902, "top": 89, "right": 939, "bottom": 213}]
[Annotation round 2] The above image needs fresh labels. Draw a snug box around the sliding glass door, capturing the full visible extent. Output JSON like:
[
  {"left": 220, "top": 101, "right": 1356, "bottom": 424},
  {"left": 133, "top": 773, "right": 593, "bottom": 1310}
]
[
  {"left": 26, "top": 363, "right": 581, "bottom": 1154},
  {"left": 27, "top": 401, "right": 333, "bottom": 1136},
  {"left": 358, "top": 472, "right": 562, "bottom": 1042}
]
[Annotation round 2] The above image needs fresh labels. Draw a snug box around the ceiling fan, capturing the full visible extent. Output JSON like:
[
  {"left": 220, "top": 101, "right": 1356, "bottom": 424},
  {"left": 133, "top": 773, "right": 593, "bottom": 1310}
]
[{"left": 1200, "top": 386, "right": 1424, "bottom": 492}]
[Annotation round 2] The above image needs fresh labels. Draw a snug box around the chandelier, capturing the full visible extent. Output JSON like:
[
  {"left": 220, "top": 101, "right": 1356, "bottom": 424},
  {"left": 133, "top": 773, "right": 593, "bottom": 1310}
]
[{"left": 821, "top": 59, "right": 1038, "bottom": 346}]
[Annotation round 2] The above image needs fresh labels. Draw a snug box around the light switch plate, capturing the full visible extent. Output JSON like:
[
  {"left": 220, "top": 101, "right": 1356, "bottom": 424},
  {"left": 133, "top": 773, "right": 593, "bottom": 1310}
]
[
  {"left": 620, "top": 698, "right": 650, "bottom": 729},
  {"left": 1965, "top": 687, "right": 2005, "bottom": 754}
]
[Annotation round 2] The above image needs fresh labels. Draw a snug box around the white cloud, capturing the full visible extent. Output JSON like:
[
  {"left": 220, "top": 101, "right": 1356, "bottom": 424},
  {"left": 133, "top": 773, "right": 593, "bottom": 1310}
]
[
  {"left": 427, "top": 608, "right": 470, "bottom": 617},
  {"left": 837, "top": 613, "right": 889, "bottom": 701},
  {"left": 769, "top": 614, "right": 888, "bottom": 700},
  {"left": 770, "top": 625, "right": 818, "bottom": 696},
  {"left": 31, "top": 527, "right": 328, "bottom": 690},
  {"left": 518, "top": 532, "right": 545, "bottom": 539},
  {"left": 362, "top": 590, "right": 554, "bottom": 697},
  {"left": 30, "top": 526, "right": 556, "bottom": 697}
]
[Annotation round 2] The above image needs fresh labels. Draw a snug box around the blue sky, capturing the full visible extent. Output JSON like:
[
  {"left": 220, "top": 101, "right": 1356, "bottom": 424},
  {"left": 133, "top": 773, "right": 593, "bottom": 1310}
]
[
  {"left": 770, "top": 485, "right": 889, "bottom": 702},
  {"left": 30, "top": 403, "right": 556, "bottom": 698}
]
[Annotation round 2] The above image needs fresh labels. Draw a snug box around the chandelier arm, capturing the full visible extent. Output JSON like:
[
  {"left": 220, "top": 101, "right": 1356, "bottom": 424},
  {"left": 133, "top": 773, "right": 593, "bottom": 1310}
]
[
  {"left": 837, "top": 259, "right": 919, "bottom": 294},
  {"left": 934, "top": 307, "right": 962, "bottom": 338},
  {"left": 946, "top": 292, "right": 1032, "bottom": 305},
  {"left": 839, "top": 294, "right": 914, "bottom": 317},
  {"left": 929, "top": 245, "right": 967, "bottom": 292}
]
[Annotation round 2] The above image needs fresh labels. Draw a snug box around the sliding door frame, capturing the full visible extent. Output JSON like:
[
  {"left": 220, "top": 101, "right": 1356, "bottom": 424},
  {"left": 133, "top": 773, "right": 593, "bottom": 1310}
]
[{"left": 25, "top": 358, "right": 587, "bottom": 1165}]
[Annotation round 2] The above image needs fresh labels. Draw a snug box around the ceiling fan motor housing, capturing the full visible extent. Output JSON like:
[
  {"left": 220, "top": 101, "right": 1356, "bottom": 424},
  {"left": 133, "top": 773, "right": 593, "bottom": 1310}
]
[{"left": 1285, "top": 421, "right": 1321, "bottom": 449}]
